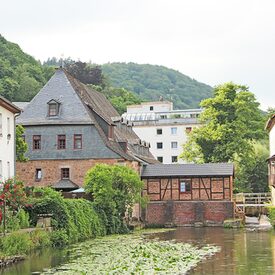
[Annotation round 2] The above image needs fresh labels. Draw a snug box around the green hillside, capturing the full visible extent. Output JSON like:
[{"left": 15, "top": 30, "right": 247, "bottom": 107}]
[
  {"left": 102, "top": 62, "right": 213, "bottom": 109},
  {"left": 0, "top": 34, "right": 54, "bottom": 102}
]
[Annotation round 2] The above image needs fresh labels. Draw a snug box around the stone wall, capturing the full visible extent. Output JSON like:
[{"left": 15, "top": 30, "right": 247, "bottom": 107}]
[
  {"left": 145, "top": 201, "right": 234, "bottom": 226},
  {"left": 16, "top": 159, "right": 140, "bottom": 187}
]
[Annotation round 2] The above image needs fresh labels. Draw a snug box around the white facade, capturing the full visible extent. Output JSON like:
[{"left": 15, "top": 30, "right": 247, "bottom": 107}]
[
  {"left": 0, "top": 97, "right": 20, "bottom": 182},
  {"left": 123, "top": 101, "right": 201, "bottom": 164}
]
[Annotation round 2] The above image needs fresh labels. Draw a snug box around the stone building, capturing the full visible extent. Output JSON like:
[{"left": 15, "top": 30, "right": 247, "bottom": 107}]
[
  {"left": 141, "top": 163, "right": 234, "bottom": 226},
  {"left": 16, "top": 68, "right": 156, "bottom": 191},
  {"left": 0, "top": 96, "right": 21, "bottom": 182}
]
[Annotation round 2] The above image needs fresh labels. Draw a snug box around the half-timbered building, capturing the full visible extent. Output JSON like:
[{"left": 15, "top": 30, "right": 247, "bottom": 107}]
[{"left": 141, "top": 163, "right": 234, "bottom": 226}]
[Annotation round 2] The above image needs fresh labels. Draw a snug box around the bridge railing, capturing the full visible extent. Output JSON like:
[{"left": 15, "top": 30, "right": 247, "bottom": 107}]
[{"left": 234, "top": 193, "right": 271, "bottom": 205}]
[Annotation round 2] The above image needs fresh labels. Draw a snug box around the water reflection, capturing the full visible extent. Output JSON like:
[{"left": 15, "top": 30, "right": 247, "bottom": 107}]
[{"left": 151, "top": 227, "right": 275, "bottom": 275}]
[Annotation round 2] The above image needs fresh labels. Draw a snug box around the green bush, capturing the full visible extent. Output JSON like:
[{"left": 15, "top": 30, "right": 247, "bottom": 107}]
[
  {"left": 267, "top": 206, "right": 275, "bottom": 226},
  {"left": 27, "top": 188, "right": 107, "bottom": 244},
  {"left": 30, "top": 229, "right": 51, "bottom": 248},
  {"left": 6, "top": 211, "right": 20, "bottom": 232},
  {"left": 50, "top": 230, "right": 69, "bottom": 248},
  {"left": 0, "top": 232, "right": 33, "bottom": 255},
  {"left": 17, "top": 208, "right": 30, "bottom": 229}
]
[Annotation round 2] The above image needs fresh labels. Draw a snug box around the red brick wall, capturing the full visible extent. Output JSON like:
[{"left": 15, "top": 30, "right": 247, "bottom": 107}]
[
  {"left": 145, "top": 201, "right": 234, "bottom": 226},
  {"left": 16, "top": 159, "right": 140, "bottom": 187}
]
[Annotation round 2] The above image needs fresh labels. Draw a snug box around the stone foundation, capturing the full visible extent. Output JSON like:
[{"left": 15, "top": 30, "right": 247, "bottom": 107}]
[{"left": 145, "top": 200, "right": 234, "bottom": 226}]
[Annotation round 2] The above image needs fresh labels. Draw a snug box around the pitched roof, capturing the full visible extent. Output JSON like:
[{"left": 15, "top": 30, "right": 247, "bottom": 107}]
[
  {"left": 0, "top": 95, "right": 21, "bottom": 113},
  {"left": 266, "top": 114, "right": 275, "bottom": 131},
  {"left": 52, "top": 179, "right": 79, "bottom": 190},
  {"left": 17, "top": 68, "right": 156, "bottom": 163},
  {"left": 141, "top": 163, "right": 234, "bottom": 178}
]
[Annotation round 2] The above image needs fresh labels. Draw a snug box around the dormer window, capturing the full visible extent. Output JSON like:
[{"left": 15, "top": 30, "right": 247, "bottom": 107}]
[{"left": 47, "top": 99, "right": 60, "bottom": 117}]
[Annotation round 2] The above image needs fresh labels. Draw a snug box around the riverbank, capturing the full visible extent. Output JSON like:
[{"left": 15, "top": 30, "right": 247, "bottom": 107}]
[{"left": 40, "top": 229, "right": 219, "bottom": 275}]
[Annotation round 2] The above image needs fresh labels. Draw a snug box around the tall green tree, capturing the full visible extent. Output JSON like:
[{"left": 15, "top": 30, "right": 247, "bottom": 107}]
[
  {"left": 180, "top": 82, "right": 266, "bottom": 163},
  {"left": 16, "top": 125, "right": 28, "bottom": 162}
]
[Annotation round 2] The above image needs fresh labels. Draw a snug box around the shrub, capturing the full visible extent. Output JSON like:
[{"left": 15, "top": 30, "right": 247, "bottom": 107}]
[
  {"left": 267, "top": 206, "right": 275, "bottom": 227},
  {"left": 50, "top": 230, "right": 69, "bottom": 248},
  {"left": 17, "top": 208, "right": 30, "bottom": 229},
  {"left": 30, "top": 229, "right": 51, "bottom": 248},
  {"left": 0, "top": 232, "right": 33, "bottom": 255},
  {"left": 84, "top": 164, "right": 145, "bottom": 234}
]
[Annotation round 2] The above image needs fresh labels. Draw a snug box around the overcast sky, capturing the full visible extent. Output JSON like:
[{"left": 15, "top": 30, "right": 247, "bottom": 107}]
[{"left": 1, "top": 0, "right": 275, "bottom": 110}]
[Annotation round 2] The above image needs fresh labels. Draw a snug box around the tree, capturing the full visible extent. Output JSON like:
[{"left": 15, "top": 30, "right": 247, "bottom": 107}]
[
  {"left": 180, "top": 82, "right": 267, "bottom": 163},
  {"left": 16, "top": 125, "right": 28, "bottom": 162},
  {"left": 84, "top": 164, "right": 145, "bottom": 233}
]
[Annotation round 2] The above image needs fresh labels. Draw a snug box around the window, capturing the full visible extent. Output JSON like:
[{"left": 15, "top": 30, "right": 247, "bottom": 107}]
[
  {"left": 7, "top": 161, "right": 10, "bottom": 178},
  {"left": 156, "top": 128, "right": 162, "bottom": 135},
  {"left": 160, "top": 115, "right": 167, "bottom": 119},
  {"left": 7, "top": 117, "right": 10, "bottom": 139},
  {"left": 35, "top": 168, "right": 42, "bottom": 181},
  {"left": 186, "top": 127, "right": 192, "bottom": 133},
  {"left": 74, "top": 134, "right": 82, "bottom": 149},
  {"left": 61, "top": 168, "right": 70, "bottom": 179},
  {"left": 150, "top": 106, "right": 154, "bottom": 111},
  {"left": 48, "top": 103, "right": 59, "bottom": 116},
  {"left": 171, "top": 142, "right": 178, "bottom": 149},
  {"left": 157, "top": 142, "right": 163, "bottom": 149},
  {"left": 33, "top": 135, "right": 41, "bottom": 150},
  {"left": 180, "top": 180, "right": 191, "bottom": 193},
  {"left": 0, "top": 113, "right": 2, "bottom": 136},
  {"left": 157, "top": 156, "right": 163, "bottom": 163},
  {"left": 171, "top": 127, "right": 177, "bottom": 135},
  {"left": 58, "top": 135, "right": 66, "bottom": 149},
  {"left": 171, "top": 156, "right": 178, "bottom": 163}
]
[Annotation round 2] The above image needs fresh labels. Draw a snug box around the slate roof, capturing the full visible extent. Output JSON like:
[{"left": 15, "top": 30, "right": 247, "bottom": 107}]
[
  {"left": 141, "top": 163, "right": 234, "bottom": 178},
  {"left": 52, "top": 179, "right": 79, "bottom": 190},
  {"left": 17, "top": 68, "right": 156, "bottom": 163}
]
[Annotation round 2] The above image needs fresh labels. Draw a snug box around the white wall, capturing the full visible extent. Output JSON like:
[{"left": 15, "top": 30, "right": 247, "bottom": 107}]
[
  {"left": 133, "top": 123, "right": 197, "bottom": 164},
  {"left": 127, "top": 102, "right": 172, "bottom": 113},
  {"left": 0, "top": 105, "right": 16, "bottom": 181},
  {"left": 270, "top": 126, "right": 275, "bottom": 157}
]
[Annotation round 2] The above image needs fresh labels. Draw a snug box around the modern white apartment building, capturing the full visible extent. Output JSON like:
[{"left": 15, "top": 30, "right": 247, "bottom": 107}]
[
  {"left": 122, "top": 101, "right": 202, "bottom": 164},
  {"left": 0, "top": 96, "right": 21, "bottom": 182}
]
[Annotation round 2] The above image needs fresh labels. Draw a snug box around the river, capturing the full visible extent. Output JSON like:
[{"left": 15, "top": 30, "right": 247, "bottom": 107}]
[{"left": 1, "top": 228, "right": 275, "bottom": 274}]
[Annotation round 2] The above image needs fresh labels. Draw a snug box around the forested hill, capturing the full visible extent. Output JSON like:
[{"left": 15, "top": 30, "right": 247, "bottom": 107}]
[
  {"left": 0, "top": 35, "right": 54, "bottom": 102},
  {"left": 102, "top": 63, "right": 213, "bottom": 109}
]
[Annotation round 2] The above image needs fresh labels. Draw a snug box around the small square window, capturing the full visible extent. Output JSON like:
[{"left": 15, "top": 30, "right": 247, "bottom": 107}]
[
  {"left": 186, "top": 127, "right": 192, "bottom": 133},
  {"left": 74, "top": 134, "right": 82, "bottom": 149},
  {"left": 33, "top": 135, "right": 41, "bottom": 150},
  {"left": 157, "top": 142, "right": 163, "bottom": 149},
  {"left": 157, "top": 156, "right": 163, "bottom": 163},
  {"left": 35, "top": 168, "right": 42, "bottom": 181},
  {"left": 156, "top": 129, "right": 162, "bottom": 135},
  {"left": 180, "top": 181, "right": 191, "bottom": 193},
  {"left": 61, "top": 168, "right": 70, "bottom": 179},
  {"left": 171, "top": 127, "right": 177, "bottom": 135},
  {"left": 58, "top": 135, "right": 66, "bottom": 149},
  {"left": 171, "top": 142, "right": 178, "bottom": 149},
  {"left": 150, "top": 106, "right": 154, "bottom": 111},
  {"left": 172, "top": 156, "right": 178, "bottom": 163}
]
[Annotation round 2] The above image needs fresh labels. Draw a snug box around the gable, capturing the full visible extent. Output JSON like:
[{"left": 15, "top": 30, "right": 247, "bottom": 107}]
[{"left": 17, "top": 69, "right": 94, "bottom": 126}]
